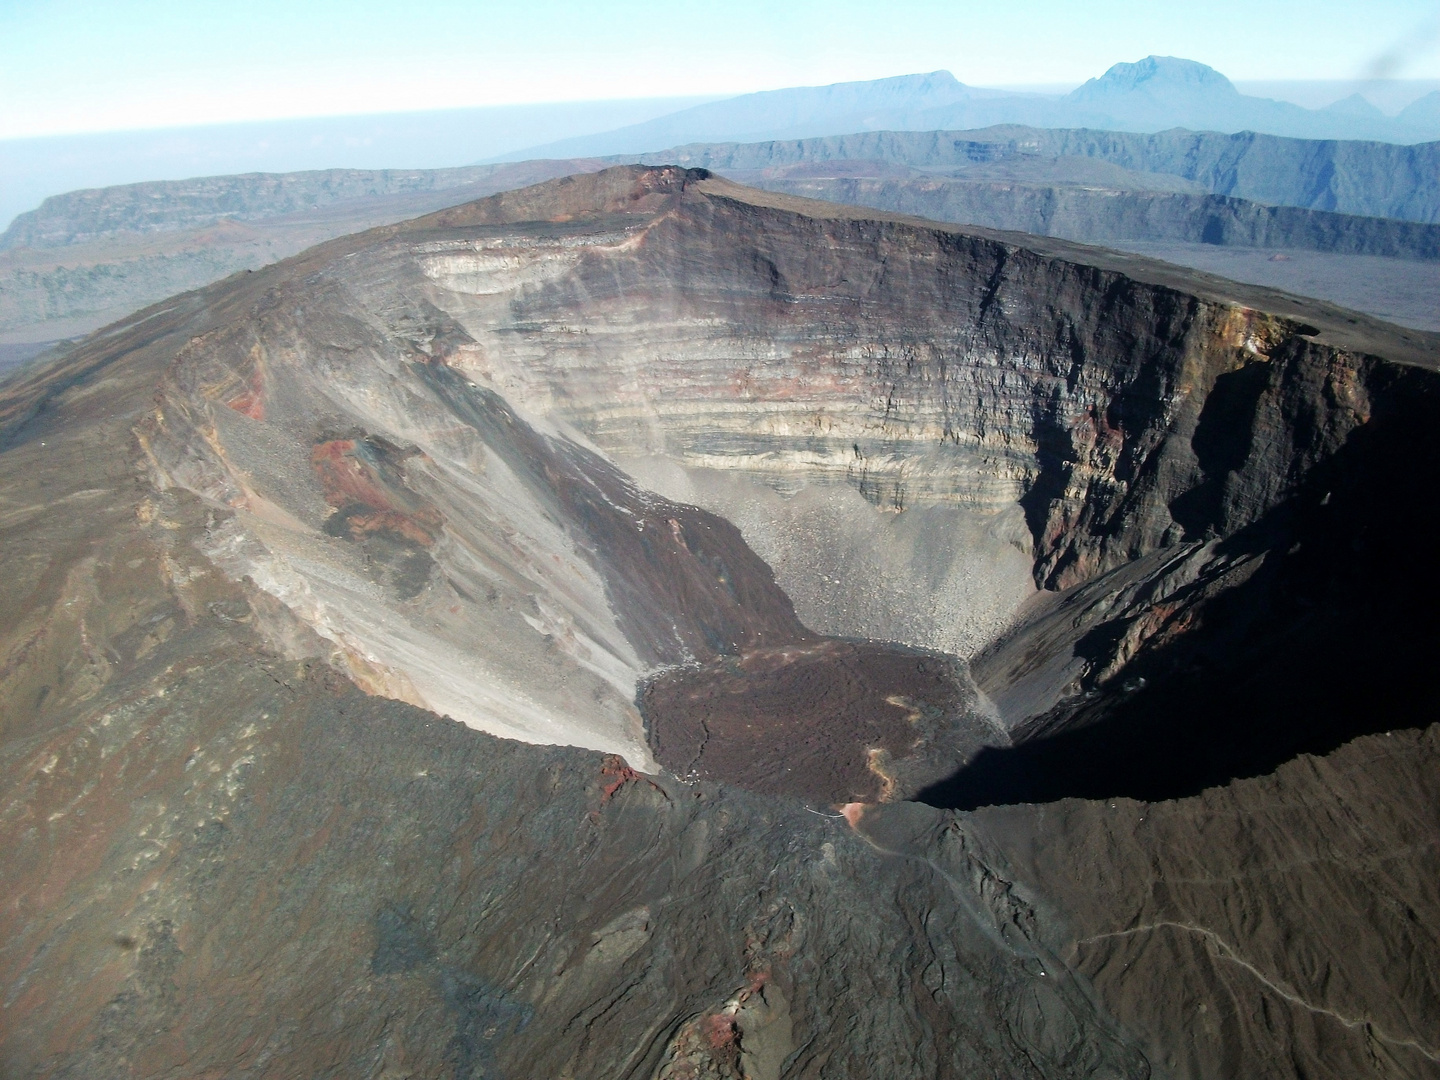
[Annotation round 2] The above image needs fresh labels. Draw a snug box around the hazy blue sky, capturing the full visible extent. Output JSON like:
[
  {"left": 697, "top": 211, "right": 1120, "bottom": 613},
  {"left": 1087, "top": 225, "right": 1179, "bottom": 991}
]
[{"left": 3, "top": 0, "right": 1440, "bottom": 138}]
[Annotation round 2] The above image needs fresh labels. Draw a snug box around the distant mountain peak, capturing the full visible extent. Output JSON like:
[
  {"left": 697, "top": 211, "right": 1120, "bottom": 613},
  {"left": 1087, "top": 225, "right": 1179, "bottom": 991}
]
[
  {"left": 1068, "top": 56, "right": 1240, "bottom": 102},
  {"left": 1321, "top": 93, "right": 1387, "bottom": 119},
  {"left": 500, "top": 56, "right": 1440, "bottom": 165},
  {"left": 863, "top": 70, "right": 962, "bottom": 89},
  {"left": 499, "top": 70, "right": 979, "bottom": 160},
  {"left": 1398, "top": 90, "right": 1440, "bottom": 123},
  {"left": 719, "top": 69, "right": 968, "bottom": 104}
]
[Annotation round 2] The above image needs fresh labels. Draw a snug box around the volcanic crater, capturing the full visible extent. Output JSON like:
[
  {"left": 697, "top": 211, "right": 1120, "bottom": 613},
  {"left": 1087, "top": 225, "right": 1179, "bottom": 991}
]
[{"left": 3, "top": 165, "right": 1438, "bottom": 1079}]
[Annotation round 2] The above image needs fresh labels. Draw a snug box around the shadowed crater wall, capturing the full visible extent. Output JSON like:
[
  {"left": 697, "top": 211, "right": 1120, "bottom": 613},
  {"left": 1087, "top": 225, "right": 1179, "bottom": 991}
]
[{"left": 925, "top": 354, "right": 1440, "bottom": 808}]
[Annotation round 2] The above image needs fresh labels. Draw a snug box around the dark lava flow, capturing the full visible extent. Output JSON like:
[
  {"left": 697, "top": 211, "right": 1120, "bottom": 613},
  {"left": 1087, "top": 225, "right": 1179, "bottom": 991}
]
[{"left": 641, "top": 639, "right": 976, "bottom": 805}]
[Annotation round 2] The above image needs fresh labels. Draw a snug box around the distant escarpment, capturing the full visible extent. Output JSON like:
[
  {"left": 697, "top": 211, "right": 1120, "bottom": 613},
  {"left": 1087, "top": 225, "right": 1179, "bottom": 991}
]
[
  {"left": 637, "top": 125, "right": 1440, "bottom": 222},
  {"left": 2, "top": 167, "right": 1437, "bottom": 1079},
  {"left": 746, "top": 171, "right": 1440, "bottom": 260},
  {"left": 0, "top": 160, "right": 602, "bottom": 349},
  {"left": 0, "top": 162, "right": 596, "bottom": 250}
]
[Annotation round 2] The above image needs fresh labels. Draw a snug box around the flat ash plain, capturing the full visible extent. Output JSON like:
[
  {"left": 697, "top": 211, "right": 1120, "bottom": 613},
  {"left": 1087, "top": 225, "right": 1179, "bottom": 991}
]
[{"left": 1108, "top": 240, "right": 1440, "bottom": 331}]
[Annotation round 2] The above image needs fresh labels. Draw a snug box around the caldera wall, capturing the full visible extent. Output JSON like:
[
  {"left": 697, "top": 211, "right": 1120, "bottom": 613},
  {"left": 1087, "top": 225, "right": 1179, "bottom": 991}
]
[{"left": 415, "top": 178, "right": 1377, "bottom": 595}]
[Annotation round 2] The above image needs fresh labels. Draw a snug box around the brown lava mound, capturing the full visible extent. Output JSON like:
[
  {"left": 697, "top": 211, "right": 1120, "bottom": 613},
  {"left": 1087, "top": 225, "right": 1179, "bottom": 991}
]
[{"left": 640, "top": 639, "right": 971, "bottom": 804}]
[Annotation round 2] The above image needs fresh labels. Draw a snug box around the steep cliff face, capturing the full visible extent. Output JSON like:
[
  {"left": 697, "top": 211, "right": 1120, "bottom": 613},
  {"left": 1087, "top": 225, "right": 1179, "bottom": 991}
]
[
  {"left": 947, "top": 345, "right": 1440, "bottom": 806},
  {"left": 403, "top": 172, "right": 1428, "bottom": 602},
  {"left": 2, "top": 166, "right": 1437, "bottom": 1079}
]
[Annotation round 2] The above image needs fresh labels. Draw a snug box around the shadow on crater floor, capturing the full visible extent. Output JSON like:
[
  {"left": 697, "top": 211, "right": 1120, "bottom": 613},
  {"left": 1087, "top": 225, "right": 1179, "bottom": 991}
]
[{"left": 916, "top": 619, "right": 1434, "bottom": 809}]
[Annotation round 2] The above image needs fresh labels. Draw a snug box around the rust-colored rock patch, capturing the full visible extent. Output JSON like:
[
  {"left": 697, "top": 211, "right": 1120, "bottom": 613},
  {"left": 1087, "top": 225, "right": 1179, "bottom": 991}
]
[{"left": 310, "top": 435, "right": 442, "bottom": 547}]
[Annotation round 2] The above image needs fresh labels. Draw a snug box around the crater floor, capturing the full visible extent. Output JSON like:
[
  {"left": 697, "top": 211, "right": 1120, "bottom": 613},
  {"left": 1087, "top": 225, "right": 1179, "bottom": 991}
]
[{"left": 641, "top": 639, "right": 1001, "bottom": 805}]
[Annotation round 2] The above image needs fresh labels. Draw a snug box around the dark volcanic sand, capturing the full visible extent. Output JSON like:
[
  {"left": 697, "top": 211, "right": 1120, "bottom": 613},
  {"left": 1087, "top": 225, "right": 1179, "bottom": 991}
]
[{"left": 641, "top": 639, "right": 970, "bottom": 804}]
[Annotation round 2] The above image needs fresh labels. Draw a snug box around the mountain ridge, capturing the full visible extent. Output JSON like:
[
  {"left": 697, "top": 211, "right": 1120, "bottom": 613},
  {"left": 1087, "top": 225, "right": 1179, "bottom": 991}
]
[
  {"left": 6, "top": 130, "right": 1440, "bottom": 356},
  {"left": 632, "top": 125, "right": 1440, "bottom": 222},
  {"left": 508, "top": 57, "right": 1440, "bottom": 161}
]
